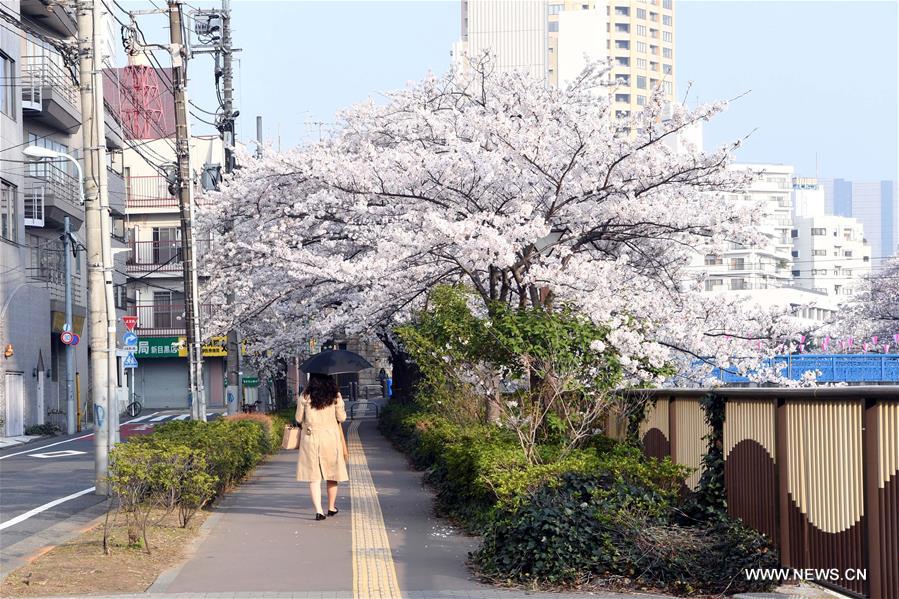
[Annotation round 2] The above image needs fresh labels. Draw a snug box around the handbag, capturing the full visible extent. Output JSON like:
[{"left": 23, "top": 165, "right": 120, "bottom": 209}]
[
  {"left": 281, "top": 424, "right": 300, "bottom": 450},
  {"left": 340, "top": 426, "right": 349, "bottom": 462}
]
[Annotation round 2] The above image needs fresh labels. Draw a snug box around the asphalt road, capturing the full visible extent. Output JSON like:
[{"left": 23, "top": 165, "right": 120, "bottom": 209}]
[{"left": 0, "top": 410, "right": 226, "bottom": 569}]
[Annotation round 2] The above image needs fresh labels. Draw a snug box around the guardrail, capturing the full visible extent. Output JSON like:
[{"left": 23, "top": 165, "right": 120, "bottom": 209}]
[{"left": 711, "top": 354, "right": 899, "bottom": 384}]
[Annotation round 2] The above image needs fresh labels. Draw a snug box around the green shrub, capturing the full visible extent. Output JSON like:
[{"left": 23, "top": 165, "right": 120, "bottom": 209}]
[{"left": 25, "top": 423, "right": 60, "bottom": 436}]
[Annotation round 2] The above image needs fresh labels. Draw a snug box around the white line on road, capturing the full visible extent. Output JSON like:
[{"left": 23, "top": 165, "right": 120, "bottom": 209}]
[
  {"left": 0, "top": 433, "right": 93, "bottom": 461},
  {"left": 173, "top": 414, "right": 190, "bottom": 421},
  {"left": 149, "top": 414, "right": 171, "bottom": 422},
  {"left": 124, "top": 411, "right": 160, "bottom": 423},
  {"left": 0, "top": 487, "right": 97, "bottom": 531}
]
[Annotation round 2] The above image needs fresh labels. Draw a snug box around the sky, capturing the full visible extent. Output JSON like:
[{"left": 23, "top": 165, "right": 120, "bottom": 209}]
[{"left": 134, "top": 0, "right": 898, "bottom": 182}]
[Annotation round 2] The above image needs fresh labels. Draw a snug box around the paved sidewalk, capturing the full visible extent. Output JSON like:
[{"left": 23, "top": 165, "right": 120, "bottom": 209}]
[{"left": 0, "top": 434, "right": 45, "bottom": 449}]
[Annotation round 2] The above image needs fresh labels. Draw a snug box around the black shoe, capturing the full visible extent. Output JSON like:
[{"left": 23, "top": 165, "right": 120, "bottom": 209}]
[
  {"left": 327, "top": 508, "right": 339, "bottom": 517},
  {"left": 315, "top": 513, "right": 326, "bottom": 521}
]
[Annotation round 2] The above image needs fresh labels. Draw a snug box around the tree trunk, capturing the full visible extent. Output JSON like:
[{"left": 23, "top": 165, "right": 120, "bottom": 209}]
[
  {"left": 272, "top": 358, "right": 291, "bottom": 409},
  {"left": 376, "top": 328, "right": 421, "bottom": 404}
]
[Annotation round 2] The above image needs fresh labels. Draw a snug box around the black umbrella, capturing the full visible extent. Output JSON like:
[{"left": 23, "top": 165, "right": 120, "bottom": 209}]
[{"left": 301, "top": 350, "right": 373, "bottom": 375}]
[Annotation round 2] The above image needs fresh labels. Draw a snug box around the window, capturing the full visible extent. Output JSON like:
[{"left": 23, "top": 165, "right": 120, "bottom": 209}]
[
  {"left": 663, "top": 47, "right": 673, "bottom": 58},
  {"left": 663, "top": 0, "right": 672, "bottom": 8},
  {"left": 729, "top": 258, "right": 745, "bottom": 271},
  {"left": 649, "top": 11, "right": 659, "bottom": 21},
  {"left": 791, "top": 250, "right": 799, "bottom": 258},
  {"left": 549, "top": 3, "right": 563, "bottom": 15},
  {"left": 663, "top": 14, "right": 672, "bottom": 25},
  {"left": 636, "top": 75, "right": 647, "bottom": 89},
  {"left": 813, "top": 249, "right": 827, "bottom": 256},
  {"left": 663, "top": 31, "right": 673, "bottom": 42},
  {"left": 636, "top": 95, "right": 646, "bottom": 105},
  {"left": 614, "top": 6, "right": 630, "bottom": 16},
  {"left": 1, "top": 180, "right": 17, "bottom": 242},
  {"left": 548, "top": 21, "right": 559, "bottom": 32},
  {"left": 615, "top": 23, "right": 630, "bottom": 33},
  {"left": 705, "top": 279, "right": 723, "bottom": 291},
  {"left": 650, "top": 44, "right": 659, "bottom": 55},
  {"left": 0, "top": 52, "right": 14, "bottom": 118},
  {"left": 649, "top": 28, "right": 659, "bottom": 38},
  {"left": 843, "top": 250, "right": 853, "bottom": 257},
  {"left": 636, "top": 8, "right": 646, "bottom": 18},
  {"left": 152, "top": 227, "right": 182, "bottom": 264},
  {"left": 730, "top": 278, "right": 747, "bottom": 290},
  {"left": 24, "top": 188, "right": 43, "bottom": 227},
  {"left": 650, "top": 78, "right": 659, "bottom": 88},
  {"left": 636, "top": 58, "right": 647, "bottom": 69},
  {"left": 615, "top": 110, "right": 630, "bottom": 119},
  {"left": 791, "top": 229, "right": 799, "bottom": 238},
  {"left": 663, "top": 63, "right": 673, "bottom": 74},
  {"left": 615, "top": 39, "right": 630, "bottom": 50},
  {"left": 792, "top": 270, "right": 801, "bottom": 277},
  {"left": 614, "top": 93, "right": 631, "bottom": 103},
  {"left": 649, "top": 61, "right": 659, "bottom": 71},
  {"left": 704, "top": 255, "right": 723, "bottom": 266},
  {"left": 616, "top": 73, "right": 630, "bottom": 85},
  {"left": 636, "top": 24, "right": 647, "bottom": 36},
  {"left": 636, "top": 41, "right": 648, "bottom": 53},
  {"left": 662, "top": 81, "right": 672, "bottom": 94},
  {"left": 114, "top": 284, "right": 128, "bottom": 310},
  {"left": 811, "top": 228, "right": 827, "bottom": 236},
  {"left": 615, "top": 56, "right": 630, "bottom": 66},
  {"left": 152, "top": 291, "right": 185, "bottom": 329}
]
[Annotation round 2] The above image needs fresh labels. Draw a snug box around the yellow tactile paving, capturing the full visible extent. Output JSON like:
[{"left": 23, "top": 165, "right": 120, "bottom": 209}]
[{"left": 349, "top": 419, "right": 403, "bottom": 599}]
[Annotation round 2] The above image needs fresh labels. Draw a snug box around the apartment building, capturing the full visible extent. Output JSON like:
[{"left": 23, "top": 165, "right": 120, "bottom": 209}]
[
  {"left": 700, "top": 164, "right": 795, "bottom": 292},
  {"left": 119, "top": 134, "right": 227, "bottom": 410},
  {"left": 1, "top": 1, "right": 129, "bottom": 436},
  {"left": 453, "top": 0, "right": 676, "bottom": 116},
  {"left": 791, "top": 178, "right": 871, "bottom": 297}
]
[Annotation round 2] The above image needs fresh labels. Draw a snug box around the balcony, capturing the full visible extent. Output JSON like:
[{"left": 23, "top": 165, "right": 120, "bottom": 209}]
[
  {"left": 27, "top": 239, "right": 85, "bottom": 305},
  {"left": 132, "top": 303, "right": 215, "bottom": 337},
  {"left": 126, "top": 175, "right": 178, "bottom": 210},
  {"left": 108, "top": 167, "right": 127, "bottom": 216},
  {"left": 126, "top": 237, "right": 211, "bottom": 275},
  {"left": 20, "top": 0, "right": 77, "bottom": 37},
  {"left": 24, "top": 161, "right": 83, "bottom": 229},
  {"left": 22, "top": 54, "right": 80, "bottom": 132}
]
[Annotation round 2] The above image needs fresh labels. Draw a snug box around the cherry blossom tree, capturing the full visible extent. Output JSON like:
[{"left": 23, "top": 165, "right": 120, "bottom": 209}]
[
  {"left": 198, "top": 58, "right": 805, "bottom": 387},
  {"left": 829, "top": 256, "right": 899, "bottom": 347}
]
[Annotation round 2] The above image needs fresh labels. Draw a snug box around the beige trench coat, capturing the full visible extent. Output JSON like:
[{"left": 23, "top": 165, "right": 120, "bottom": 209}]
[{"left": 295, "top": 392, "right": 348, "bottom": 482}]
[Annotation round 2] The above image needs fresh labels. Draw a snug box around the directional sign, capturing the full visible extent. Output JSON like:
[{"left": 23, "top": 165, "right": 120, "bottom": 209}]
[
  {"left": 70, "top": 333, "right": 80, "bottom": 346},
  {"left": 122, "top": 331, "right": 138, "bottom": 352},
  {"left": 123, "top": 352, "right": 138, "bottom": 369},
  {"left": 60, "top": 331, "right": 75, "bottom": 345},
  {"left": 123, "top": 315, "right": 138, "bottom": 331}
]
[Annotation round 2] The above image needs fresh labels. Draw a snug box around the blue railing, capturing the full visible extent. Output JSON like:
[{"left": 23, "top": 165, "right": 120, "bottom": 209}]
[{"left": 711, "top": 354, "right": 899, "bottom": 384}]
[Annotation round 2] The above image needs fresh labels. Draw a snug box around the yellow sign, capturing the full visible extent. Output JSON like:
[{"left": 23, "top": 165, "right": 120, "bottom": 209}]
[
  {"left": 51, "top": 312, "right": 85, "bottom": 335},
  {"left": 178, "top": 336, "right": 228, "bottom": 357}
]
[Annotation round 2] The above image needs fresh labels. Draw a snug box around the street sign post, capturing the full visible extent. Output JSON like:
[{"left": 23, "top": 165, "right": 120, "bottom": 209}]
[
  {"left": 123, "top": 315, "right": 138, "bottom": 331},
  {"left": 123, "top": 352, "right": 138, "bottom": 369}
]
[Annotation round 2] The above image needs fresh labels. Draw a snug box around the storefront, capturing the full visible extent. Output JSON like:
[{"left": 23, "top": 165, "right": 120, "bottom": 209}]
[{"left": 130, "top": 336, "right": 226, "bottom": 409}]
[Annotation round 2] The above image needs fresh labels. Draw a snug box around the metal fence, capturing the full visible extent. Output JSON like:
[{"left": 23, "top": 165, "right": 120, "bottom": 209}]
[
  {"left": 21, "top": 54, "right": 78, "bottom": 108},
  {"left": 713, "top": 354, "right": 899, "bottom": 384},
  {"left": 613, "top": 387, "right": 898, "bottom": 599}
]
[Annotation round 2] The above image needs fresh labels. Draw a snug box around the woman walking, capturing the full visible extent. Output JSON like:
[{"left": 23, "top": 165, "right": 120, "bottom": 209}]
[{"left": 296, "top": 373, "right": 349, "bottom": 520}]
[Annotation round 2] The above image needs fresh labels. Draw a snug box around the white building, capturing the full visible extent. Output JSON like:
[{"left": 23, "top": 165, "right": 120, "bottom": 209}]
[
  {"left": 699, "top": 164, "right": 794, "bottom": 292},
  {"left": 790, "top": 178, "right": 871, "bottom": 298}
]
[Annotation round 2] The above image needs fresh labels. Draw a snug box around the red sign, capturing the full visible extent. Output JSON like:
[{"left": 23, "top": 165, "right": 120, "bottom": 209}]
[
  {"left": 123, "top": 315, "right": 138, "bottom": 331},
  {"left": 60, "top": 331, "right": 75, "bottom": 345}
]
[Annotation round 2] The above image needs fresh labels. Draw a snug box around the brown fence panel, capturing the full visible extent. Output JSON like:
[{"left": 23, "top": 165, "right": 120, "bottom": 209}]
[
  {"left": 724, "top": 399, "right": 778, "bottom": 541},
  {"left": 638, "top": 397, "right": 670, "bottom": 460},
  {"left": 874, "top": 400, "right": 899, "bottom": 599}
]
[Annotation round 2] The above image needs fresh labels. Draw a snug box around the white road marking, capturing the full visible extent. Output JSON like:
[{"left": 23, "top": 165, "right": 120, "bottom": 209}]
[
  {"left": 28, "top": 450, "right": 87, "bottom": 459},
  {"left": 0, "top": 487, "right": 97, "bottom": 531},
  {"left": 149, "top": 414, "right": 171, "bottom": 422},
  {"left": 124, "top": 411, "right": 160, "bottom": 423},
  {"left": 173, "top": 414, "right": 190, "bottom": 421},
  {"left": 0, "top": 434, "right": 93, "bottom": 461}
]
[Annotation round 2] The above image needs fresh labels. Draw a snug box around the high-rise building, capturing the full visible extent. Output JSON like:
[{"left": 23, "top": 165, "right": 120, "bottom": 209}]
[
  {"left": 790, "top": 178, "right": 871, "bottom": 298},
  {"left": 453, "top": 0, "right": 676, "bottom": 116},
  {"left": 819, "top": 178, "right": 898, "bottom": 264}
]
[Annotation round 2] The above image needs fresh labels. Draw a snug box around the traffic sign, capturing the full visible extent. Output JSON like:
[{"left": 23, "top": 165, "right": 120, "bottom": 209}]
[
  {"left": 124, "top": 352, "right": 138, "bottom": 369},
  {"left": 70, "top": 333, "right": 80, "bottom": 346},
  {"left": 123, "top": 315, "right": 138, "bottom": 331},
  {"left": 122, "top": 331, "right": 138, "bottom": 351},
  {"left": 60, "top": 331, "right": 75, "bottom": 345}
]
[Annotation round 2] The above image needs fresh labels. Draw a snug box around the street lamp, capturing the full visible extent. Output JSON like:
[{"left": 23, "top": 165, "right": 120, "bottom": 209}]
[
  {"left": 23, "top": 146, "right": 85, "bottom": 206},
  {"left": 23, "top": 145, "right": 83, "bottom": 434}
]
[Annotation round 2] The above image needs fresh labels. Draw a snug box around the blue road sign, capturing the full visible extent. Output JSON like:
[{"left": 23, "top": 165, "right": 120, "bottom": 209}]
[
  {"left": 123, "top": 352, "right": 138, "bottom": 369},
  {"left": 123, "top": 331, "right": 138, "bottom": 347}
]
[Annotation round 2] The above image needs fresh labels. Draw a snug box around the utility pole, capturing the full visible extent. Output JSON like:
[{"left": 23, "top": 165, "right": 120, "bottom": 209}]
[
  {"left": 168, "top": 0, "right": 206, "bottom": 421},
  {"left": 76, "top": 0, "right": 116, "bottom": 494},
  {"left": 63, "top": 217, "right": 75, "bottom": 435}
]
